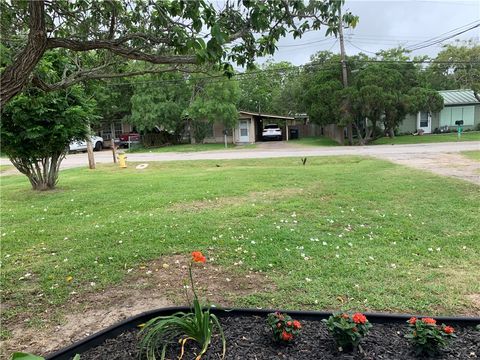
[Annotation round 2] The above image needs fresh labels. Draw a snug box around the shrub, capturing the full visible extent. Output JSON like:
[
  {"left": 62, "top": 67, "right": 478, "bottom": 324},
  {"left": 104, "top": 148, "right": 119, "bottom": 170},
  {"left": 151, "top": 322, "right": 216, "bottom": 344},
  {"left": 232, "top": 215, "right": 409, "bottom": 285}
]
[
  {"left": 139, "top": 252, "right": 225, "bottom": 360},
  {"left": 405, "top": 317, "right": 456, "bottom": 356},
  {"left": 323, "top": 312, "right": 372, "bottom": 351},
  {"left": 266, "top": 312, "right": 302, "bottom": 343}
]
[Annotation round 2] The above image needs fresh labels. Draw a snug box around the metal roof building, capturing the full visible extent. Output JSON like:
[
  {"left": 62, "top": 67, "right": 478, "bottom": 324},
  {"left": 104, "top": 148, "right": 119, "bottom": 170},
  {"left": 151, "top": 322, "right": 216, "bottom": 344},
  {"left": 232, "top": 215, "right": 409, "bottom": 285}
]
[{"left": 439, "top": 90, "right": 479, "bottom": 106}]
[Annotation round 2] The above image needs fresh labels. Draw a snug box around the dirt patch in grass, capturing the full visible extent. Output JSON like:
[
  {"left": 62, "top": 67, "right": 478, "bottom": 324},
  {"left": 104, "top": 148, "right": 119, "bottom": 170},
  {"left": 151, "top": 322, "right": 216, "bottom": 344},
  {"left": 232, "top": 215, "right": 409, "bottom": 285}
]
[
  {"left": 1, "top": 255, "right": 273, "bottom": 359},
  {"left": 466, "top": 294, "right": 480, "bottom": 311},
  {"left": 169, "top": 188, "right": 307, "bottom": 212},
  {"left": 376, "top": 153, "right": 480, "bottom": 184}
]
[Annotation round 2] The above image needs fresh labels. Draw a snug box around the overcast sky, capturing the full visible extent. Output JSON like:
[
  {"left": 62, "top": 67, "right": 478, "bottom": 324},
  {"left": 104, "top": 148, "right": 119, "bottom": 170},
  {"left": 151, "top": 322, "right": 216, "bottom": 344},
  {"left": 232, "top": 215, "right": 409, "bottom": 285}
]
[{"left": 258, "top": 0, "right": 480, "bottom": 65}]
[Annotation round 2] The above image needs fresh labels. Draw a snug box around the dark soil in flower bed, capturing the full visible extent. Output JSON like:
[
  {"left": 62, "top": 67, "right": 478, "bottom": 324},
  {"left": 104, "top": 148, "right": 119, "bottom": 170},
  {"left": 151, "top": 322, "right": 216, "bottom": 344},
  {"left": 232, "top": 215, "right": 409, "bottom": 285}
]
[{"left": 78, "top": 315, "right": 479, "bottom": 360}]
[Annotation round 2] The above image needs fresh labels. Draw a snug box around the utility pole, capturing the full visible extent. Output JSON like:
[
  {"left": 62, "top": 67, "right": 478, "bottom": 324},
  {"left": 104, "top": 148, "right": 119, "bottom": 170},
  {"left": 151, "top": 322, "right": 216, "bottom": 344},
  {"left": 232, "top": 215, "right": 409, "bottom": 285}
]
[{"left": 338, "top": 6, "right": 353, "bottom": 145}]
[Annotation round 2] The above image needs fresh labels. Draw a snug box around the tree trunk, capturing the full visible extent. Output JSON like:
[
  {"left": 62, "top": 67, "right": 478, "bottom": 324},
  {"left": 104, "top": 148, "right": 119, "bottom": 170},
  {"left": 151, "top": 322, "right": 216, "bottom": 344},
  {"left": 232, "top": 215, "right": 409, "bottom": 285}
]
[
  {"left": 10, "top": 152, "right": 65, "bottom": 191},
  {"left": 0, "top": 1, "right": 47, "bottom": 108},
  {"left": 86, "top": 139, "right": 96, "bottom": 169}
]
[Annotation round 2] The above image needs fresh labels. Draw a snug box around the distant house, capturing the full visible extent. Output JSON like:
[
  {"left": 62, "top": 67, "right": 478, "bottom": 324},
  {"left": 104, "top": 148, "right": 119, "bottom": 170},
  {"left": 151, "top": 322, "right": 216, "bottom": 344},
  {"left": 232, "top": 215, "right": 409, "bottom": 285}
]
[
  {"left": 399, "top": 90, "right": 480, "bottom": 134},
  {"left": 195, "top": 111, "right": 318, "bottom": 144}
]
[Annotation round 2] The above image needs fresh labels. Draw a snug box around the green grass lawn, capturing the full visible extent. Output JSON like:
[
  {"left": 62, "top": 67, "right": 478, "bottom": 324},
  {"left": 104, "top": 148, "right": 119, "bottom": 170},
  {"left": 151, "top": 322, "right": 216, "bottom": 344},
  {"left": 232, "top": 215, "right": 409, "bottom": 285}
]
[
  {"left": 127, "top": 143, "right": 256, "bottom": 153},
  {"left": 372, "top": 131, "right": 480, "bottom": 145},
  {"left": 461, "top": 150, "right": 480, "bottom": 161},
  {"left": 289, "top": 136, "right": 340, "bottom": 147},
  {"left": 1, "top": 157, "right": 479, "bottom": 329}
]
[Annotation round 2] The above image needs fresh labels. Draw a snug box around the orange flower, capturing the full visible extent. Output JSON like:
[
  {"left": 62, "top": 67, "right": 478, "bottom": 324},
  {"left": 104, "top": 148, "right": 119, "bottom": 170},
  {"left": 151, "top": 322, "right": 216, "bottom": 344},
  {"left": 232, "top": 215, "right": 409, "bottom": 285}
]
[
  {"left": 421, "top": 317, "right": 436, "bottom": 325},
  {"left": 352, "top": 313, "right": 367, "bottom": 324},
  {"left": 293, "top": 320, "right": 302, "bottom": 329},
  {"left": 191, "top": 251, "right": 206, "bottom": 263},
  {"left": 443, "top": 326, "right": 454, "bottom": 334},
  {"left": 281, "top": 330, "right": 293, "bottom": 341},
  {"left": 286, "top": 321, "right": 292, "bottom": 327},
  {"left": 341, "top": 313, "right": 350, "bottom": 319},
  {"left": 408, "top": 317, "right": 417, "bottom": 325}
]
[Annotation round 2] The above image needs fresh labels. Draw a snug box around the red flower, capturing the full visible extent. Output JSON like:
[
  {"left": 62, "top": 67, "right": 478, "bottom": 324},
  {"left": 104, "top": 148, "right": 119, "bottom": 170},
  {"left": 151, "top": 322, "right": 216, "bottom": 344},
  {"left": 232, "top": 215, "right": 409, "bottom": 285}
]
[
  {"left": 191, "top": 251, "right": 206, "bottom": 263},
  {"left": 421, "top": 317, "right": 436, "bottom": 325},
  {"left": 281, "top": 330, "right": 293, "bottom": 341},
  {"left": 276, "top": 323, "right": 282, "bottom": 328},
  {"left": 286, "top": 321, "right": 292, "bottom": 327},
  {"left": 408, "top": 317, "right": 417, "bottom": 325},
  {"left": 443, "top": 326, "right": 454, "bottom": 334},
  {"left": 293, "top": 320, "right": 302, "bottom": 329},
  {"left": 352, "top": 313, "right": 367, "bottom": 324}
]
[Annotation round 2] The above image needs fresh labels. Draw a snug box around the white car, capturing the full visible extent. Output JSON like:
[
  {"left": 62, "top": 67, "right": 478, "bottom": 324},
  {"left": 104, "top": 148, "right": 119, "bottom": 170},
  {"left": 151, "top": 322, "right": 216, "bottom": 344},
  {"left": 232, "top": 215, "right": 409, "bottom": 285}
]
[
  {"left": 262, "top": 124, "right": 282, "bottom": 141},
  {"left": 69, "top": 136, "right": 104, "bottom": 152}
]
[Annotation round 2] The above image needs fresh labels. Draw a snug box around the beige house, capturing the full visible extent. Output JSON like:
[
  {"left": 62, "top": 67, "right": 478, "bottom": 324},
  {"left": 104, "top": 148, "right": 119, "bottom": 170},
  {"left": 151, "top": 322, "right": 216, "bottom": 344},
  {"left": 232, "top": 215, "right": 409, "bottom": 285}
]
[{"left": 203, "top": 111, "right": 313, "bottom": 144}]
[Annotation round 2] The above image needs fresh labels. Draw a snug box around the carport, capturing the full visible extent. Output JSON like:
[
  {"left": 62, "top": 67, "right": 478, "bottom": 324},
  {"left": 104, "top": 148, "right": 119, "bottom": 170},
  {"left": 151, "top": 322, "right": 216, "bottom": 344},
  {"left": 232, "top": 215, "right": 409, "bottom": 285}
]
[{"left": 238, "top": 111, "right": 297, "bottom": 142}]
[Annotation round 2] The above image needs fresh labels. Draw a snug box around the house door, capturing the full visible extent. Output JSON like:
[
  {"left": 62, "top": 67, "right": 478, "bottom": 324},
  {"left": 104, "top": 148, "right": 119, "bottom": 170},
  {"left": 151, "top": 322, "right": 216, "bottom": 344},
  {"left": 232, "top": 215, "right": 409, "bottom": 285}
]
[
  {"left": 239, "top": 120, "right": 249, "bottom": 142},
  {"left": 417, "top": 111, "right": 431, "bottom": 133}
]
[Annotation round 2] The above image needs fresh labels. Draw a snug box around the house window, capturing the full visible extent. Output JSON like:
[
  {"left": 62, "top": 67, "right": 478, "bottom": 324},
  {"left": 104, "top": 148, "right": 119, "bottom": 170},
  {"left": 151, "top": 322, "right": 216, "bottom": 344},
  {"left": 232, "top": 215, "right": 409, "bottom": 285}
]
[{"left": 97, "top": 121, "right": 123, "bottom": 140}]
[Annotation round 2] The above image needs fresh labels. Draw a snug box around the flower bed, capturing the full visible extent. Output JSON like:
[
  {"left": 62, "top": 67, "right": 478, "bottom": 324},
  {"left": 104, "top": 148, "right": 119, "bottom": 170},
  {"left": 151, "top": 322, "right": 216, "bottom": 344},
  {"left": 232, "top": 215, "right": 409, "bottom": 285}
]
[
  {"left": 37, "top": 252, "right": 479, "bottom": 360},
  {"left": 44, "top": 308, "right": 480, "bottom": 360}
]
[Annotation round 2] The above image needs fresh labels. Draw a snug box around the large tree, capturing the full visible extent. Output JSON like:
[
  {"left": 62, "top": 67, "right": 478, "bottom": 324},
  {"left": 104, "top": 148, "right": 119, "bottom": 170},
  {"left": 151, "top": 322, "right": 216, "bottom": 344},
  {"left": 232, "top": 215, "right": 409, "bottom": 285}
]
[
  {"left": 0, "top": 0, "right": 357, "bottom": 107},
  {"left": 425, "top": 42, "right": 480, "bottom": 101}
]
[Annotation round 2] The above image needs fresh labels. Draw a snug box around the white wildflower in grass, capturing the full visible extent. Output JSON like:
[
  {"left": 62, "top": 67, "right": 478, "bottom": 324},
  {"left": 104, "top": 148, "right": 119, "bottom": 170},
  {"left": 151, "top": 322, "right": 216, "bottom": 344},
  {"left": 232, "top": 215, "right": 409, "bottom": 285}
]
[
  {"left": 428, "top": 248, "right": 433, "bottom": 252},
  {"left": 90, "top": 282, "right": 96, "bottom": 287},
  {"left": 390, "top": 263, "right": 397, "bottom": 269},
  {"left": 436, "top": 247, "right": 441, "bottom": 252},
  {"left": 368, "top": 256, "right": 375, "bottom": 261},
  {"left": 335, "top": 254, "right": 340, "bottom": 258},
  {"left": 225, "top": 278, "right": 231, "bottom": 282},
  {"left": 305, "top": 277, "right": 312, "bottom": 282},
  {"left": 348, "top": 242, "right": 353, "bottom": 247},
  {"left": 146, "top": 270, "right": 152, "bottom": 275},
  {"left": 268, "top": 263, "right": 273, "bottom": 267},
  {"left": 276, "top": 226, "right": 280, "bottom": 229},
  {"left": 251, "top": 240, "right": 256, "bottom": 244},
  {"left": 322, "top": 241, "right": 328, "bottom": 246}
]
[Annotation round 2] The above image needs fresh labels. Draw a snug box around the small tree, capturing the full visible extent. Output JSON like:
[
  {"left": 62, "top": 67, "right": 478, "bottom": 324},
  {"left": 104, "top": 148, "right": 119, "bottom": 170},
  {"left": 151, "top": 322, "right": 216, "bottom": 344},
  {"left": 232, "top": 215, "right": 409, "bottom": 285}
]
[{"left": 1, "top": 85, "right": 97, "bottom": 190}]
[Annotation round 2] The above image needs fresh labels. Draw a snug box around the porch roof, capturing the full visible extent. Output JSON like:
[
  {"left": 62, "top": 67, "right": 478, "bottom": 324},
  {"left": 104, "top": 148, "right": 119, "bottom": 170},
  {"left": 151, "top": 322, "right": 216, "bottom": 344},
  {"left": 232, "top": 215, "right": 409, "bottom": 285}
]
[{"left": 239, "top": 110, "right": 295, "bottom": 121}]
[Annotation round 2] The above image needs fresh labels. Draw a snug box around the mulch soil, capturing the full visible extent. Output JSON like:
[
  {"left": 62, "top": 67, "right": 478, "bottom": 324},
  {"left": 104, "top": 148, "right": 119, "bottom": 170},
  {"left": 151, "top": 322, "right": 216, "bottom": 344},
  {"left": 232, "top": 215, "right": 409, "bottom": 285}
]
[{"left": 80, "top": 315, "right": 479, "bottom": 359}]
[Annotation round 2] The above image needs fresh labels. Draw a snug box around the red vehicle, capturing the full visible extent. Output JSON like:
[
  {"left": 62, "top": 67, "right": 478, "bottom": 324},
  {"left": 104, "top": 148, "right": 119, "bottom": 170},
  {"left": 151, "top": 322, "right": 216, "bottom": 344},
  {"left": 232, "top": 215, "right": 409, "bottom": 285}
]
[{"left": 117, "top": 132, "right": 140, "bottom": 147}]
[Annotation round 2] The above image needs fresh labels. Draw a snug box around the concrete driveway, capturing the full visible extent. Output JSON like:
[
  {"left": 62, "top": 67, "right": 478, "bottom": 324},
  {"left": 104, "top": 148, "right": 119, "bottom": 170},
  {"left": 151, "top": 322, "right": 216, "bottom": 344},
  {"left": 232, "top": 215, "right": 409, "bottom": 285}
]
[{"left": 2, "top": 141, "right": 479, "bottom": 183}]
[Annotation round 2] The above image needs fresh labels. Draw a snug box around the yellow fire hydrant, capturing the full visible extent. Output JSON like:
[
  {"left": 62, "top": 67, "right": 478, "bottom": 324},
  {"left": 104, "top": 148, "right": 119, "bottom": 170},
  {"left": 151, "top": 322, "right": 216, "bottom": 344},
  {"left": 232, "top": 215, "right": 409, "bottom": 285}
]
[{"left": 118, "top": 153, "right": 127, "bottom": 168}]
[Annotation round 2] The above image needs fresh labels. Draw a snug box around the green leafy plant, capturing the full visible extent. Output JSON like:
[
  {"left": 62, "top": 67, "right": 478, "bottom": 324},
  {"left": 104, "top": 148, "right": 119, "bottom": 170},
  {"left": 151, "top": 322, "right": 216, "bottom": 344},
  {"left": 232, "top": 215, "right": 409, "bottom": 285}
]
[
  {"left": 323, "top": 312, "right": 372, "bottom": 351},
  {"left": 405, "top": 317, "right": 456, "bottom": 356},
  {"left": 266, "top": 311, "right": 302, "bottom": 343},
  {"left": 10, "top": 353, "right": 80, "bottom": 360},
  {"left": 139, "top": 251, "right": 225, "bottom": 360}
]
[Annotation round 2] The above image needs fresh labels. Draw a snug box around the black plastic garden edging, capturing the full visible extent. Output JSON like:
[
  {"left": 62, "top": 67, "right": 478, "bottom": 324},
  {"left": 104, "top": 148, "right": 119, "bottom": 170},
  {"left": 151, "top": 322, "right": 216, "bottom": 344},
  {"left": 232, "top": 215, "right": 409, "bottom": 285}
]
[{"left": 45, "top": 307, "right": 480, "bottom": 360}]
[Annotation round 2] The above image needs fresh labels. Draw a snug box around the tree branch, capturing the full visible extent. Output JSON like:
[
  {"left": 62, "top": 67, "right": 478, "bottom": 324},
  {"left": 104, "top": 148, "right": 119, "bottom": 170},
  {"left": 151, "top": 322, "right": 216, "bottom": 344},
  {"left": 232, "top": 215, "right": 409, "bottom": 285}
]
[
  {"left": 31, "top": 66, "right": 184, "bottom": 91},
  {"left": 46, "top": 38, "right": 197, "bottom": 64}
]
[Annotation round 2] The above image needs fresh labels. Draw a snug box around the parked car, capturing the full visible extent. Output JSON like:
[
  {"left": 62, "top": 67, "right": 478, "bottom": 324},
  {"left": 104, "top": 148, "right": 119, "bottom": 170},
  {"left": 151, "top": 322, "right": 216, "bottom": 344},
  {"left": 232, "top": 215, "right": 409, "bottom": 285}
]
[
  {"left": 262, "top": 124, "right": 282, "bottom": 141},
  {"left": 69, "top": 136, "right": 104, "bottom": 152},
  {"left": 117, "top": 132, "right": 140, "bottom": 148}
]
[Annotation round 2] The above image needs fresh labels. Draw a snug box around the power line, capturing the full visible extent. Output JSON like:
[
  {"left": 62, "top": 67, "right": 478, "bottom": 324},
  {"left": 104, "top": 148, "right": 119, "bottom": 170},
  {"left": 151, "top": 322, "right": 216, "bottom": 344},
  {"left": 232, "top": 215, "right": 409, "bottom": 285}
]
[
  {"left": 407, "top": 21, "right": 480, "bottom": 51},
  {"left": 345, "top": 40, "right": 378, "bottom": 55},
  {"left": 98, "top": 59, "right": 480, "bottom": 87}
]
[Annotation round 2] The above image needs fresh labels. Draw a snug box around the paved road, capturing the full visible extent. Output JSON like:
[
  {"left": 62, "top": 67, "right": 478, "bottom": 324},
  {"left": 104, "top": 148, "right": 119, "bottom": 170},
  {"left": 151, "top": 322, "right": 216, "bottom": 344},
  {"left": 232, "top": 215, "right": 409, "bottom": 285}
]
[{"left": 2, "top": 141, "right": 479, "bottom": 183}]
